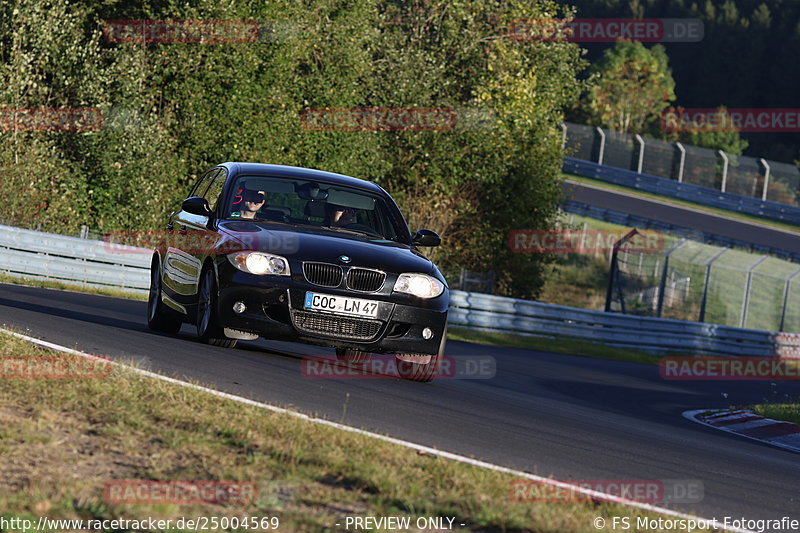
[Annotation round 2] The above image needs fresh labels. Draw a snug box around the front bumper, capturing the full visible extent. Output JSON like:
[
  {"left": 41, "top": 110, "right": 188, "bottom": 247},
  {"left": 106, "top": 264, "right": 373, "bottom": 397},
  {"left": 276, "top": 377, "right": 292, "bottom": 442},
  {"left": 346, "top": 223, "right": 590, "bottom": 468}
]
[{"left": 216, "top": 269, "right": 448, "bottom": 355}]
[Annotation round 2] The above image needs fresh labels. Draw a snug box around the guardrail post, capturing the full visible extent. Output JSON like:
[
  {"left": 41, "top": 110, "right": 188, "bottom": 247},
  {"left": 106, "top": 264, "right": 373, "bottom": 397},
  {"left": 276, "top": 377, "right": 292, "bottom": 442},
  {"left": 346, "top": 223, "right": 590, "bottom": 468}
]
[
  {"left": 635, "top": 134, "right": 645, "bottom": 173},
  {"left": 759, "top": 158, "right": 771, "bottom": 201},
  {"left": 740, "top": 255, "right": 769, "bottom": 328},
  {"left": 656, "top": 239, "right": 687, "bottom": 318},
  {"left": 595, "top": 127, "right": 606, "bottom": 165},
  {"left": 779, "top": 267, "right": 800, "bottom": 331},
  {"left": 699, "top": 248, "right": 729, "bottom": 322},
  {"left": 675, "top": 142, "right": 686, "bottom": 183},
  {"left": 560, "top": 123, "right": 567, "bottom": 151},
  {"left": 718, "top": 150, "right": 729, "bottom": 192}
]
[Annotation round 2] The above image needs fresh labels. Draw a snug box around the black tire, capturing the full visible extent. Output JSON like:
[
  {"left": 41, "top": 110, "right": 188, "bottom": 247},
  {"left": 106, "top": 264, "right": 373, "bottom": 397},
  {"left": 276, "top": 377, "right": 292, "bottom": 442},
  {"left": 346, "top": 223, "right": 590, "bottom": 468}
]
[
  {"left": 335, "top": 348, "right": 371, "bottom": 364},
  {"left": 147, "top": 255, "right": 182, "bottom": 334},
  {"left": 395, "top": 325, "right": 447, "bottom": 383},
  {"left": 197, "top": 266, "right": 237, "bottom": 348}
]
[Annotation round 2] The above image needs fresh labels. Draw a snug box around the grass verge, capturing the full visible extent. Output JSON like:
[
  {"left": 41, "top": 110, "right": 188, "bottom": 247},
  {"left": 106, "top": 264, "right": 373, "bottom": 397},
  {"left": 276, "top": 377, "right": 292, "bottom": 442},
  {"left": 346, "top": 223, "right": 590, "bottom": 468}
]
[
  {"left": 0, "top": 273, "right": 147, "bottom": 301},
  {"left": 748, "top": 403, "right": 800, "bottom": 425},
  {"left": 0, "top": 331, "right": 712, "bottom": 532},
  {"left": 563, "top": 174, "right": 800, "bottom": 235},
  {"left": 448, "top": 326, "right": 664, "bottom": 366}
]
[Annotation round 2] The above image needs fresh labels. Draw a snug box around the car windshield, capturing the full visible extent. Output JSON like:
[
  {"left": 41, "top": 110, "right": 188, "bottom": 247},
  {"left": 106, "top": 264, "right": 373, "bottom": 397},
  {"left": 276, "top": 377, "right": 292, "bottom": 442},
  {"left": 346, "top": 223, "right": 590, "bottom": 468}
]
[{"left": 224, "top": 175, "right": 407, "bottom": 242}]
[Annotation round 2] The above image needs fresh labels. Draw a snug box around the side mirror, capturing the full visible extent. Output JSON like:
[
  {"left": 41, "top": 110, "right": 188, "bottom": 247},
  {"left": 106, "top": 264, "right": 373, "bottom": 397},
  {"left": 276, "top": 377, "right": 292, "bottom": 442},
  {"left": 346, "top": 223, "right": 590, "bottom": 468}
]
[
  {"left": 182, "top": 196, "right": 214, "bottom": 218},
  {"left": 412, "top": 229, "right": 441, "bottom": 247}
]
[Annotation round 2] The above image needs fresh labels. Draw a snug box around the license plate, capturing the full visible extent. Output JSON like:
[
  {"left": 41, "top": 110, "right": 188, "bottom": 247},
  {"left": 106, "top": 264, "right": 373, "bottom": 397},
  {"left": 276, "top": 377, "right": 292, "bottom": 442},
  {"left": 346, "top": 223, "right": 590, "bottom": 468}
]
[{"left": 303, "top": 292, "right": 379, "bottom": 318}]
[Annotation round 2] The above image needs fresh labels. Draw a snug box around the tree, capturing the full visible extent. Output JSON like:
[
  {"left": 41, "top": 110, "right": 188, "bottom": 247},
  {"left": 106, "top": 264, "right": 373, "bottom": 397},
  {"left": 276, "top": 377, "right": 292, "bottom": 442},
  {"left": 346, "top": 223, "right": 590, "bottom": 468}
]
[
  {"left": 664, "top": 106, "right": 749, "bottom": 155},
  {"left": 583, "top": 40, "right": 675, "bottom": 134}
]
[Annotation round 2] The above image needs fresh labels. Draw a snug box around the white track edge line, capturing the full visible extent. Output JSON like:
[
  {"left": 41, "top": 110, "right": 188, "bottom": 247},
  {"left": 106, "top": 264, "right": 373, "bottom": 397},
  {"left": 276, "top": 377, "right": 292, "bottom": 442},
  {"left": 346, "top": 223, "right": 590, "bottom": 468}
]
[
  {"left": 2, "top": 327, "right": 752, "bottom": 532},
  {"left": 684, "top": 409, "right": 800, "bottom": 456}
]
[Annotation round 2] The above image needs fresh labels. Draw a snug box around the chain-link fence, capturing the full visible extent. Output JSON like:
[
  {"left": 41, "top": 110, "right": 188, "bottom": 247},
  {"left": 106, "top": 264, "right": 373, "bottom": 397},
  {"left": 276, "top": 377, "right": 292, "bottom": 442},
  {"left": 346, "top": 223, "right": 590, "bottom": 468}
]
[
  {"left": 563, "top": 122, "right": 800, "bottom": 207},
  {"left": 607, "top": 234, "right": 800, "bottom": 332}
]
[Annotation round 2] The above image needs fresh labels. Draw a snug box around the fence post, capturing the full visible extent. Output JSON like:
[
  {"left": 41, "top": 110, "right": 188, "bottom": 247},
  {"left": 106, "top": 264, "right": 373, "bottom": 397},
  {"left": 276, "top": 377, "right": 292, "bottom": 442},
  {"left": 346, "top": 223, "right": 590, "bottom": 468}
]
[
  {"left": 635, "top": 134, "right": 645, "bottom": 173},
  {"left": 656, "top": 239, "right": 687, "bottom": 318},
  {"left": 759, "top": 158, "right": 771, "bottom": 201},
  {"left": 740, "top": 255, "right": 769, "bottom": 328},
  {"left": 560, "top": 123, "right": 567, "bottom": 151},
  {"left": 718, "top": 150, "right": 729, "bottom": 192},
  {"left": 699, "top": 248, "right": 729, "bottom": 322},
  {"left": 675, "top": 142, "right": 686, "bottom": 183},
  {"left": 459, "top": 268, "right": 466, "bottom": 291},
  {"left": 779, "top": 267, "right": 800, "bottom": 332},
  {"left": 595, "top": 127, "right": 606, "bottom": 165}
]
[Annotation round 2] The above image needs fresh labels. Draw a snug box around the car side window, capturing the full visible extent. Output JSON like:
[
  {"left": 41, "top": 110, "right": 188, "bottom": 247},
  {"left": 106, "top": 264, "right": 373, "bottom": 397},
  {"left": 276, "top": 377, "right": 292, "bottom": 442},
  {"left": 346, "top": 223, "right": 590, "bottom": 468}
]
[
  {"left": 204, "top": 169, "right": 227, "bottom": 212},
  {"left": 189, "top": 168, "right": 218, "bottom": 198}
]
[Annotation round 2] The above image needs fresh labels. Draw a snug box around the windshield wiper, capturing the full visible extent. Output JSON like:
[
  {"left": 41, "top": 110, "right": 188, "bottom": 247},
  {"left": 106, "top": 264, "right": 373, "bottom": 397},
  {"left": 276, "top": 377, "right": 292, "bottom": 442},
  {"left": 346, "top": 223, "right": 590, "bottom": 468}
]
[{"left": 324, "top": 226, "right": 382, "bottom": 238}]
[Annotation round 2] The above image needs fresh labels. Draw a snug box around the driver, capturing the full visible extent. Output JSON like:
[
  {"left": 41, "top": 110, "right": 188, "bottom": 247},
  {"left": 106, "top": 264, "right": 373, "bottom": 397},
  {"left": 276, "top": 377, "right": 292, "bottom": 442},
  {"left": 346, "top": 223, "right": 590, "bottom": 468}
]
[{"left": 235, "top": 189, "right": 266, "bottom": 219}]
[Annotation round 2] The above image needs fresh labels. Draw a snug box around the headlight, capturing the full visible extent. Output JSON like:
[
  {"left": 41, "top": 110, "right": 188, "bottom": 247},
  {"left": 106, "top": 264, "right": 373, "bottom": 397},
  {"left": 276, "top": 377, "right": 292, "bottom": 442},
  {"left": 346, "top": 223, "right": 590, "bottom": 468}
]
[
  {"left": 393, "top": 273, "right": 444, "bottom": 299},
  {"left": 227, "top": 252, "right": 290, "bottom": 276}
]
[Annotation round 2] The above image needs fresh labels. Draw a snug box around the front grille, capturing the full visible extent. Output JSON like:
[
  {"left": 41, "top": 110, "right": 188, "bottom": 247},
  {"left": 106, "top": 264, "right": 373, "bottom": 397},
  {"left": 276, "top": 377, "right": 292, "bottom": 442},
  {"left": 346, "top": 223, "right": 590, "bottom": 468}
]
[
  {"left": 292, "top": 311, "right": 382, "bottom": 340},
  {"left": 347, "top": 268, "right": 386, "bottom": 292},
  {"left": 303, "top": 262, "right": 343, "bottom": 287}
]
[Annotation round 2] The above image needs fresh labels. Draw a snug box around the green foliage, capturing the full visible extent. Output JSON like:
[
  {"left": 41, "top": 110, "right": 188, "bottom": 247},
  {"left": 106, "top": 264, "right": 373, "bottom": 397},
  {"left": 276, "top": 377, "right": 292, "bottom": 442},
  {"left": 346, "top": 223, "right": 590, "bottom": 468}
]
[
  {"left": 567, "top": 0, "right": 800, "bottom": 162},
  {"left": 663, "top": 106, "right": 749, "bottom": 155},
  {"left": 0, "top": 0, "right": 585, "bottom": 298},
  {"left": 583, "top": 41, "right": 676, "bottom": 134}
]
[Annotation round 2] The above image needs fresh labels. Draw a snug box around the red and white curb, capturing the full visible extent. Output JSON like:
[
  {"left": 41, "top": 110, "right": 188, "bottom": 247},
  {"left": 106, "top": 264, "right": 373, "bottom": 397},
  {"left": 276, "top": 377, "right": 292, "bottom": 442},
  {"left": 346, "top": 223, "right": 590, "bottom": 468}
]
[{"left": 684, "top": 409, "right": 800, "bottom": 454}]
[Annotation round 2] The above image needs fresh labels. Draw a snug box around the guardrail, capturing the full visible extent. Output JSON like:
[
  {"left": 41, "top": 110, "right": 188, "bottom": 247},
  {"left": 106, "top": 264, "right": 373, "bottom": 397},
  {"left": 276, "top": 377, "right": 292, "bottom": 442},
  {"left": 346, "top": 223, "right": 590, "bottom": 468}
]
[
  {"left": 561, "top": 200, "right": 800, "bottom": 263},
  {"left": 563, "top": 157, "right": 800, "bottom": 226},
  {"left": 1, "top": 224, "right": 797, "bottom": 357},
  {"left": 0, "top": 224, "right": 150, "bottom": 293},
  {"left": 448, "top": 290, "right": 800, "bottom": 358}
]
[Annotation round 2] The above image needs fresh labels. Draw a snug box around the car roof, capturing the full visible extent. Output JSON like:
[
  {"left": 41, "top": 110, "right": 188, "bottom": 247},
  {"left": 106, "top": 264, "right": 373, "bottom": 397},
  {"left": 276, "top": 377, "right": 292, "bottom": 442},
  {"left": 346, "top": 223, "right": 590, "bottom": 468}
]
[{"left": 220, "top": 162, "right": 387, "bottom": 196}]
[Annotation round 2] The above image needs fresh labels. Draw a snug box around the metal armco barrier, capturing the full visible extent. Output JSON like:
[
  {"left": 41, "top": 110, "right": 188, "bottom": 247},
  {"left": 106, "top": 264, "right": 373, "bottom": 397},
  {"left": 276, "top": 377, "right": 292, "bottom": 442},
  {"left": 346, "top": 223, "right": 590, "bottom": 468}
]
[
  {"left": 0, "top": 224, "right": 150, "bottom": 292},
  {"left": 563, "top": 157, "right": 800, "bottom": 226},
  {"left": 448, "top": 291, "right": 800, "bottom": 358},
  {"left": 1, "top": 224, "right": 797, "bottom": 357}
]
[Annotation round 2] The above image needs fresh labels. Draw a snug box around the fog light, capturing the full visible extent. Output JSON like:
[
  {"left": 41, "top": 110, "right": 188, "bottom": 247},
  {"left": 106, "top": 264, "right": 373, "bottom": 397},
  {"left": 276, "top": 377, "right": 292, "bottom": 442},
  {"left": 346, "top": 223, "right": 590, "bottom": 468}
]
[
  {"left": 422, "top": 327, "right": 433, "bottom": 340},
  {"left": 233, "top": 301, "right": 246, "bottom": 314}
]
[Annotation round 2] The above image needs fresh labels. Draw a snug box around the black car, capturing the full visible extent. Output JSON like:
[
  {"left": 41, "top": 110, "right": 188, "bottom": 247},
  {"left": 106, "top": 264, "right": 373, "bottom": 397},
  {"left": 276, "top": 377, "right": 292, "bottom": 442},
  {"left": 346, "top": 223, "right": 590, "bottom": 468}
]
[{"left": 147, "top": 163, "right": 449, "bottom": 381}]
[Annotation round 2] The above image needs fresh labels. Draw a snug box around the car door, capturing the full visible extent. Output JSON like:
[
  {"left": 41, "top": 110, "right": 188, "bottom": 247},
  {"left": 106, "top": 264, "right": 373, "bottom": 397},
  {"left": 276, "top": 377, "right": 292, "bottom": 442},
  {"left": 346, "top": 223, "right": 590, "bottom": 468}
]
[
  {"left": 162, "top": 168, "right": 220, "bottom": 310},
  {"left": 182, "top": 168, "right": 228, "bottom": 300}
]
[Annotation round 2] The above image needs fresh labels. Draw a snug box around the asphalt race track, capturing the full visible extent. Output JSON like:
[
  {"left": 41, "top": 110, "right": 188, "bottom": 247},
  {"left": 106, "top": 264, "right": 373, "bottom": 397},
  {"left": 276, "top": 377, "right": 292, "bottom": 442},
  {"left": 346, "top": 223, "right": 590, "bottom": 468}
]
[
  {"left": 2, "top": 283, "right": 800, "bottom": 530},
  {"left": 562, "top": 180, "right": 800, "bottom": 256}
]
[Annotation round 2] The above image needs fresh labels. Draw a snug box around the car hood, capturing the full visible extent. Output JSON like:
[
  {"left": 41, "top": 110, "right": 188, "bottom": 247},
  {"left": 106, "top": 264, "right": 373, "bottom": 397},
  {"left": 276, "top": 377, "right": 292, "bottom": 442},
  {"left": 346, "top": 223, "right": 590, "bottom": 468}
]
[{"left": 218, "top": 220, "right": 435, "bottom": 276}]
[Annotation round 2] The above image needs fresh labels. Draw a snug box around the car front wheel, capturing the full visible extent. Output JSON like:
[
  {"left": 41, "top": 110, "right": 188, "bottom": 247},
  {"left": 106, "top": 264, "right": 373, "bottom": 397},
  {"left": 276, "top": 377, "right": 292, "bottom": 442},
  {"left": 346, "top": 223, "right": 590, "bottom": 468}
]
[
  {"left": 197, "top": 267, "right": 237, "bottom": 348},
  {"left": 394, "top": 325, "right": 447, "bottom": 383}
]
